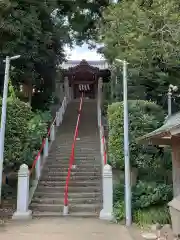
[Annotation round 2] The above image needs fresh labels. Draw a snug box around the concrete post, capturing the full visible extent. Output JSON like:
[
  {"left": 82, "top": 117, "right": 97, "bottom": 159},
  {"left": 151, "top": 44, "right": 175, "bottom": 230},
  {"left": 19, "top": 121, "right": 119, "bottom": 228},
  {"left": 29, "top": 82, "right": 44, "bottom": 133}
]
[
  {"left": 99, "top": 164, "right": 114, "bottom": 221},
  {"left": 56, "top": 111, "right": 60, "bottom": 127},
  {"left": 62, "top": 100, "right": 65, "bottom": 115},
  {"left": 12, "top": 164, "right": 32, "bottom": 220},
  {"left": 43, "top": 137, "right": 49, "bottom": 158},
  {"left": 59, "top": 108, "right": 62, "bottom": 124},
  {"left": 50, "top": 124, "right": 55, "bottom": 142},
  {"left": 35, "top": 155, "right": 41, "bottom": 180}
]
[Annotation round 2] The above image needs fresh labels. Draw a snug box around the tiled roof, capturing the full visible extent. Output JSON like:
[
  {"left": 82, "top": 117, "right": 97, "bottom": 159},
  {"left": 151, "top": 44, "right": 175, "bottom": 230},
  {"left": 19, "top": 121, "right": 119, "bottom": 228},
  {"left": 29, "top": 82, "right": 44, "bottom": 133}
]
[
  {"left": 60, "top": 60, "right": 110, "bottom": 70},
  {"left": 138, "top": 111, "right": 180, "bottom": 141}
]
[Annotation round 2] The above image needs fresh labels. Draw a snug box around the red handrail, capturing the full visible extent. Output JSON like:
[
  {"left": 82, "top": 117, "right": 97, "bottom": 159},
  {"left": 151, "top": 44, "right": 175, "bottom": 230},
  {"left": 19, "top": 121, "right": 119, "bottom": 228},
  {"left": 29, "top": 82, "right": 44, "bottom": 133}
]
[{"left": 64, "top": 93, "right": 83, "bottom": 206}]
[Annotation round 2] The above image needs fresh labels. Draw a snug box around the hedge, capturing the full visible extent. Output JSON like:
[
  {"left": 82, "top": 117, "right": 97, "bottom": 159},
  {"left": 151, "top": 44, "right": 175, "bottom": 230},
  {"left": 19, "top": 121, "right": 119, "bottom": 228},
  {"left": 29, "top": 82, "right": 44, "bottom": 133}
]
[
  {"left": 0, "top": 97, "right": 52, "bottom": 170},
  {"left": 107, "top": 100, "right": 165, "bottom": 169}
]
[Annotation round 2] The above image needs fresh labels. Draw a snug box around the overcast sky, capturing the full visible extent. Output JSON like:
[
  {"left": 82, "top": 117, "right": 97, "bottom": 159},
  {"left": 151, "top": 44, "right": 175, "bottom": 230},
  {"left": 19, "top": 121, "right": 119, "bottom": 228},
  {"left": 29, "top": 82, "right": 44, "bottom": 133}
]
[{"left": 64, "top": 43, "right": 104, "bottom": 61}]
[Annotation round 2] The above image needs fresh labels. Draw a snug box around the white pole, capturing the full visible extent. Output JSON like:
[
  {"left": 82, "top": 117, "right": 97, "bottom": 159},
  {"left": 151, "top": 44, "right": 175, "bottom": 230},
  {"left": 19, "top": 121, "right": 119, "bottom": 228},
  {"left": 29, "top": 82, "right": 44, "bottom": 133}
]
[
  {"left": 168, "top": 89, "right": 172, "bottom": 117},
  {"left": 123, "top": 60, "right": 132, "bottom": 226},
  {"left": 0, "top": 56, "right": 10, "bottom": 202}
]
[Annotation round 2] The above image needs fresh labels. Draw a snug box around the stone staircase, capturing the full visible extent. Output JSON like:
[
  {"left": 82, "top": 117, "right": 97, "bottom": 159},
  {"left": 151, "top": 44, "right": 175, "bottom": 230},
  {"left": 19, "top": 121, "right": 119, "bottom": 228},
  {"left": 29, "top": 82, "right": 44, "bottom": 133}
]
[{"left": 30, "top": 99, "right": 102, "bottom": 217}]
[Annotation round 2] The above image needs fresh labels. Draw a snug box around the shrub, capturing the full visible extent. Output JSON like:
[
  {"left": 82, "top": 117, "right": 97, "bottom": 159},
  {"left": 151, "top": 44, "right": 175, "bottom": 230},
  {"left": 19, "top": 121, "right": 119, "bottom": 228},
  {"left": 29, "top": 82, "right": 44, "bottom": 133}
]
[
  {"left": 113, "top": 181, "right": 124, "bottom": 204},
  {"left": 0, "top": 97, "right": 52, "bottom": 170},
  {"left": 132, "top": 181, "right": 173, "bottom": 210},
  {"left": 114, "top": 200, "right": 125, "bottom": 222},
  {"left": 113, "top": 180, "right": 172, "bottom": 224},
  {"left": 1, "top": 97, "right": 33, "bottom": 169},
  {"left": 107, "top": 100, "right": 164, "bottom": 169},
  {"left": 133, "top": 206, "right": 171, "bottom": 226},
  {"left": 22, "top": 110, "right": 52, "bottom": 166}
]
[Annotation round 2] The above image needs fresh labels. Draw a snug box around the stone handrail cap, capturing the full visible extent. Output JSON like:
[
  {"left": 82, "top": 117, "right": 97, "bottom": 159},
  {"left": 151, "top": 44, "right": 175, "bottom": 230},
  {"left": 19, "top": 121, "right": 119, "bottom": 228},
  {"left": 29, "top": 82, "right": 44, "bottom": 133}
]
[
  {"left": 19, "top": 164, "right": 29, "bottom": 173},
  {"left": 104, "top": 164, "right": 112, "bottom": 171}
]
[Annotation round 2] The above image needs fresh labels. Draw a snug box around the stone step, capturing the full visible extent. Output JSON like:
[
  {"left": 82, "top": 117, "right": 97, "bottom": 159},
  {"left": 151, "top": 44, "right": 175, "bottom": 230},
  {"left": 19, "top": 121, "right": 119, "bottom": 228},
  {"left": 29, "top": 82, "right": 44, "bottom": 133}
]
[
  {"left": 46, "top": 158, "right": 99, "bottom": 163},
  {"left": 45, "top": 161, "right": 100, "bottom": 166},
  {"left": 42, "top": 167, "right": 101, "bottom": 173},
  {"left": 32, "top": 197, "right": 101, "bottom": 205},
  {"left": 34, "top": 191, "right": 101, "bottom": 199},
  {"left": 47, "top": 153, "right": 100, "bottom": 158},
  {"left": 47, "top": 156, "right": 97, "bottom": 160},
  {"left": 30, "top": 203, "right": 101, "bottom": 212},
  {"left": 38, "top": 180, "right": 100, "bottom": 187},
  {"left": 36, "top": 186, "right": 100, "bottom": 193},
  {"left": 40, "top": 175, "right": 100, "bottom": 181},
  {"left": 32, "top": 211, "right": 98, "bottom": 218},
  {"left": 44, "top": 164, "right": 100, "bottom": 168},
  {"left": 40, "top": 171, "right": 101, "bottom": 177}
]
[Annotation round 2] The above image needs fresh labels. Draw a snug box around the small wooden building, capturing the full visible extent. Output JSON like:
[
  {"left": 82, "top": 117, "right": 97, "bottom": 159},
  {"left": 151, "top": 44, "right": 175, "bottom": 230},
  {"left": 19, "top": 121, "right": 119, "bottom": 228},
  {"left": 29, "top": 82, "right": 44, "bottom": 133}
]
[{"left": 138, "top": 112, "right": 180, "bottom": 197}]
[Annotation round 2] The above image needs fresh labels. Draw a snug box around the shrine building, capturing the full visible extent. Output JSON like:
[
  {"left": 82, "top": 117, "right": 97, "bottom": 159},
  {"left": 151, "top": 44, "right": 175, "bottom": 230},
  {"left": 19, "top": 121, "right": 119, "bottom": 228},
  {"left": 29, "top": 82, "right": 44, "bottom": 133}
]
[{"left": 59, "top": 59, "right": 111, "bottom": 99}]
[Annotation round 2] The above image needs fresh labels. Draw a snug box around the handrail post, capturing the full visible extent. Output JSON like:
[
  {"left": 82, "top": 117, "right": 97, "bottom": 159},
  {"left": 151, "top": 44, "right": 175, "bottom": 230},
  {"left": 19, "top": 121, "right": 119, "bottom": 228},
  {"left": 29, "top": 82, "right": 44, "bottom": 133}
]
[
  {"left": 50, "top": 124, "right": 55, "bottom": 142},
  {"left": 63, "top": 204, "right": 69, "bottom": 216},
  {"left": 35, "top": 155, "right": 41, "bottom": 180},
  {"left": 99, "top": 164, "right": 113, "bottom": 221},
  {"left": 56, "top": 111, "right": 60, "bottom": 127},
  {"left": 43, "top": 137, "right": 49, "bottom": 158},
  {"left": 12, "top": 164, "right": 32, "bottom": 220},
  {"left": 59, "top": 108, "right": 62, "bottom": 124}
]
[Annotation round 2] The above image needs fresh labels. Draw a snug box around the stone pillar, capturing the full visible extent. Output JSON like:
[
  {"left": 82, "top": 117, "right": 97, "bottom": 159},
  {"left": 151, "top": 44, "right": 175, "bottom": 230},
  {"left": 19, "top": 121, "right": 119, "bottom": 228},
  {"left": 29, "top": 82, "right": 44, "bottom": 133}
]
[
  {"left": 99, "top": 164, "right": 114, "bottom": 221},
  {"left": 12, "top": 164, "right": 32, "bottom": 220},
  {"left": 56, "top": 111, "right": 60, "bottom": 127},
  {"left": 35, "top": 155, "right": 41, "bottom": 180},
  {"left": 43, "top": 137, "right": 49, "bottom": 158},
  {"left": 50, "top": 124, "right": 55, "bottom": 142},
  {"left": 171, "top": 137, "right": 180, "bottom": 197}
]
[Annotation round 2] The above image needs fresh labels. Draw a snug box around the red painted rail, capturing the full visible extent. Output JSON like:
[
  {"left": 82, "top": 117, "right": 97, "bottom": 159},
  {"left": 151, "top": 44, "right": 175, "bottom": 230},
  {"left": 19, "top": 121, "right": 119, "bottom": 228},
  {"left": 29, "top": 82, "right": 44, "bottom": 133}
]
[{"left": 64, "top": 93, "right": 83, "bottom": 206}]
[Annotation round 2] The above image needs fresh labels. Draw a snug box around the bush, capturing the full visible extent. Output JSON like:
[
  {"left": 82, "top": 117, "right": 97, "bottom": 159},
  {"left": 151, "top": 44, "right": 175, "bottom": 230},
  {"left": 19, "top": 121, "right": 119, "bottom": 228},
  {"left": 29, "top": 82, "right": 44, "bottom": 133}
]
[
  {"left": 1, "top": 97, "right": 33, "bottom": 169},
  {"left": 114, "top": 200, "right": 125, "bottom": 222},
  {"left": 133, "top": 206, "right": 171, "bottom": 226},
  {"left": 107, "top": 100, "right": 164, "bottom": 169},
  {"left": 22, "top": 110, "right": 52, "bottom": 166},
  {"left": 113, "top": 180, "right": 172, "bottom": 224},
  {"left": 0, "top": 97, "right": 52, "bottom": 170},
  {"left": 132, "top": 181, "right": 173, "bottom": 210}
]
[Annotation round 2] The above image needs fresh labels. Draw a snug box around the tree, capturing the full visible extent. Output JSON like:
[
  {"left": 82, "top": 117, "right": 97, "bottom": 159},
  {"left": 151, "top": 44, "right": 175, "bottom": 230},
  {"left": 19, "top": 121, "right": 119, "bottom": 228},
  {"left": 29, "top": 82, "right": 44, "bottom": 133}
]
[
  {"left": 99, "top": 0, "right": 180, "bottom": 112},
  {"left": 0, "top": 0, "right": 110, "bottom": 108}
]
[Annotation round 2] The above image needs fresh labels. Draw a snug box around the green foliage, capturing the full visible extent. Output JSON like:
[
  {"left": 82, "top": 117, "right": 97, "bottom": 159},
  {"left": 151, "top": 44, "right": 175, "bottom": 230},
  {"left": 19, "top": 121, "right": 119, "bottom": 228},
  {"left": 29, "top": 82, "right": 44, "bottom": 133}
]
[
  {"left": 113, "top": 181, "right": 124, "bottom": 204},
  {"left": 133, "top": 206, "right": 171, "bottom": 226},
  {"left": 0, "top": 0, "right": 110, "bottom": 108},
  {"left": 132, "top": 181, "right": 173, "bottom": 210},
  {"left": 0, "top": 96, "right": 51, "bottom": 170},
  {"left": 1, "top": 97, "right": 33, "bottom": 169},
  {"left": 114, "top": 200, "right": 125, "bottom": 222},
  {"left": 23, "top": 110, "right": 52, "bottom": 166},
  {"left": 99, "top": 0, "right": 180, "bottom": 112},
  {"left": 113, "top": 181, "right": 172, "bottom": 224},
  {"left": 107, "top": 100, "right": 164, "bottom": 169}
]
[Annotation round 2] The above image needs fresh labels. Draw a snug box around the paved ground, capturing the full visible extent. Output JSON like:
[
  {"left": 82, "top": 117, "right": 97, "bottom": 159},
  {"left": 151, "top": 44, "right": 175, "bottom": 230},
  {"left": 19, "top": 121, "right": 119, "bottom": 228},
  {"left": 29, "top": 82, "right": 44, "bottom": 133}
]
[{"left": 0, "top": 218, "right": 133, "bottom": 240}]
